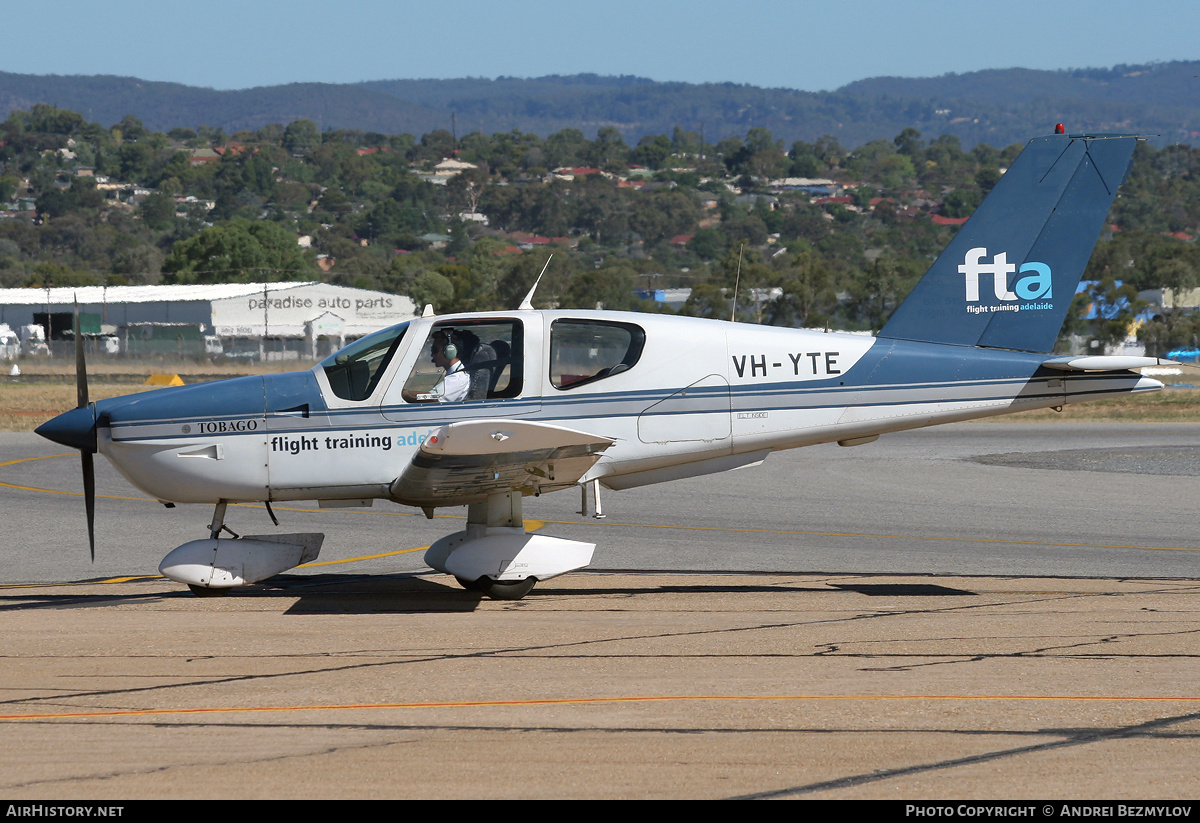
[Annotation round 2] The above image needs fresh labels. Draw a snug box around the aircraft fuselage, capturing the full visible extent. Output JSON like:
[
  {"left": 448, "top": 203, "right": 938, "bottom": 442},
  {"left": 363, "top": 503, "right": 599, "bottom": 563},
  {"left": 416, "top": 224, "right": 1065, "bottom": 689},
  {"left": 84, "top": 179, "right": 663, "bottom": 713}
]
[{"left": 88, "top": 310, "right": 1161, "bottom": 506}]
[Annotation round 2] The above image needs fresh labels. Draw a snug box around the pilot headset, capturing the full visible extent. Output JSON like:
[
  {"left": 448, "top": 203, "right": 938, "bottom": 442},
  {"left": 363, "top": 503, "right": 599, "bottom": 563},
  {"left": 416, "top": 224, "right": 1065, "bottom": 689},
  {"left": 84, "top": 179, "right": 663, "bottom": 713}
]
[{"left": 436, "top": 332, "right": 458, "bottom": 360}]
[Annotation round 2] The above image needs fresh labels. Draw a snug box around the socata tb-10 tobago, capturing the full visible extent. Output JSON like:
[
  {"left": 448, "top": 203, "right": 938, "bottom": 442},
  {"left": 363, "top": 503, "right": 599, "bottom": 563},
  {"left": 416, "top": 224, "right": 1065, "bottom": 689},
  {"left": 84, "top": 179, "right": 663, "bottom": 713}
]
[{"left": 38, "top": 128, "right": 1170, "bottom": 599}]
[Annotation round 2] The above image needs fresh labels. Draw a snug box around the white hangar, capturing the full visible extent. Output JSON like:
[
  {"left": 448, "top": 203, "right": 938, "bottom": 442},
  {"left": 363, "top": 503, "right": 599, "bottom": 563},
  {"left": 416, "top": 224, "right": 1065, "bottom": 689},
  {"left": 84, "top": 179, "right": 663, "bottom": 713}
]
[{"left": 0, "top": 282, "right": 417, "bottom": 359}]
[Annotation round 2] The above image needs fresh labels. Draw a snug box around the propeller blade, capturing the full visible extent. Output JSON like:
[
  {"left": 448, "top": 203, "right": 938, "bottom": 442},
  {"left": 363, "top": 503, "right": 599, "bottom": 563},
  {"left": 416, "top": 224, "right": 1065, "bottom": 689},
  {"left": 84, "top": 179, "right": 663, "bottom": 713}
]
[
  {"left": 74, "top": 297, "right": 88, "bottom": 409},
  {"left": 82, "top": 451, "right": 96, "bottom": 562},
  {"left": 75, "top": 296, "right": 95, "bottom": 561}
]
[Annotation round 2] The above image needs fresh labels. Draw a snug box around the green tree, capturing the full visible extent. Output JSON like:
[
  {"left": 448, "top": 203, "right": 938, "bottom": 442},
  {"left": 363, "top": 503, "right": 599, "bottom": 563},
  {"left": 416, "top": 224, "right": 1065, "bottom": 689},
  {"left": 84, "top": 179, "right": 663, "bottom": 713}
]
[
  {"left": 573, "top": 175, "right": 629, "bottom": 244},
  {"left": 725, "top": 128, "right": 788, "bottom": 179},
  {"left": 687, "top": 228, "right": 729, "bottom": 261},
  {"left": 28, "top": 104, "right": 84, "bottom": 135},
  {"left": 975, "top": 167, "right": 1002, "bottom": 194},
  {"left": 586, "top": 127, "right": 630, "bottom": 171},
  {"left": 563, "top": 264, "right": 640, "bottom": 311},
  {"left": 282, "top": 119, "right": 321, "bottom": 154},
  {"left": 721, "top": 214, "right": 769, "bottom": 247},
  {"left": 681, "top": 283, "right": 732, "bottom": 319},
  {"left": 408, "top": 270, "right": 455, "bottom": 312},
  {"left": 24, "top": 260, "right": 97, "bottom": 288},
  {"left": 848, "top": 256, "right": 919, "bottom": 332},
  {"left": 671, "top": 126, "right": 702, "bottom": 156},
  {"left": 139, "top": 193, "right": 177, "bottom": 230},
  {"left": 35, "top": 188, "right": 74, "bottom": 220},
  {"left": 117, "top": 142, "right": 154, "bottom": 181},
  {"left": 544, "top": 129, "right": 589, "bottom": 168},
  {"left": 112, "top": 114, "right": 147, "bottom": 142},
  {"left": 767, "top": 250, "right": 837, "bottom": 328},
  {"left": 411, "top": 129, "right": 456, "bottom": 164},
  {"left": 788, "top": 141, "right": 821, "bottom": 177},
  {"left": 630, "top": 134, "right": 672, "bottom": 169},
  {"left": 162, "top": 219, "right": 314, "bottom": 283},
  {"left": 315, "top": 187, "right": 353, "bottom": 220},
  {"left": 942, "top": 186, "right": 982, "bottom": 218},
  {"left": 629, "top": 190, "right": 700, "bottom": 244},
  {"left": 893, "top": 128, "right": 924, "bottom": 157},
  {"left": 112, "top": 244, "right": 165, "bottom": 285}
]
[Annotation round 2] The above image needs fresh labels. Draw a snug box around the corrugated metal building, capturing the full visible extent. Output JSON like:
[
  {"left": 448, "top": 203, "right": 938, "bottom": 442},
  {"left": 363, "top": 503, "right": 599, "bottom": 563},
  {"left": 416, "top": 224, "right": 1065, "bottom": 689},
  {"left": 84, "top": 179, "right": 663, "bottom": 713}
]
[{"left": 0, "top": 282, "right": 416, "bottom": 360}]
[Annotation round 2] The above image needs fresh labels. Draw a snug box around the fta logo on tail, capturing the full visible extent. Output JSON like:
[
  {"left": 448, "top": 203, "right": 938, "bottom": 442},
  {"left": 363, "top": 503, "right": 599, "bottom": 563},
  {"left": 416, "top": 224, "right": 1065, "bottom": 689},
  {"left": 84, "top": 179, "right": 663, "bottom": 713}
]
[{"left": 960, "top": 247, "right": 1053, "bottom": 309}]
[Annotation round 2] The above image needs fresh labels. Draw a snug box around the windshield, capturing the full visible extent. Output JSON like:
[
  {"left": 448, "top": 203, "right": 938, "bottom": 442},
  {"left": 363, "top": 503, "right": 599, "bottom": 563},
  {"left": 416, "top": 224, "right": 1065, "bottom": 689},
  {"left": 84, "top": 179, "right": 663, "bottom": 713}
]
[{"left": 321, "top": 322, "right": 409, "bottom": 401}]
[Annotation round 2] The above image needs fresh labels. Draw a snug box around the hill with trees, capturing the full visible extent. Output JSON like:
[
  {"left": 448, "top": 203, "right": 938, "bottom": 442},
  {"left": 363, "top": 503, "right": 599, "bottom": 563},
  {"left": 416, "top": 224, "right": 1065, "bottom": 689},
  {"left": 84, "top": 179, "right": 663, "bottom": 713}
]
[{"left": 2, "top": 62, "right": 1197, "bottom": 151}]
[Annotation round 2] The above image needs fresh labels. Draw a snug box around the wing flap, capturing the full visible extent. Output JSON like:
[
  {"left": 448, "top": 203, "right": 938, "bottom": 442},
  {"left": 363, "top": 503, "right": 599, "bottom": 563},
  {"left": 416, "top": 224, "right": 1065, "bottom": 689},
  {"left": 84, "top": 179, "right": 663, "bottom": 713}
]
[{"left": 390, "top": 419, "right": 614, "bottom": 507}]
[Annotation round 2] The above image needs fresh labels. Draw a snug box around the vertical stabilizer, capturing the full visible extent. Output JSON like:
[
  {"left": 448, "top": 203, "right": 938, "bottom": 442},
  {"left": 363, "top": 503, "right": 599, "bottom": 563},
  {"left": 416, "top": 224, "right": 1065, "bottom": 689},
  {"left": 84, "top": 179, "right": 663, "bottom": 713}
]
[{"left": 879, "top": 134, "right": 1137, "bottom": 353}]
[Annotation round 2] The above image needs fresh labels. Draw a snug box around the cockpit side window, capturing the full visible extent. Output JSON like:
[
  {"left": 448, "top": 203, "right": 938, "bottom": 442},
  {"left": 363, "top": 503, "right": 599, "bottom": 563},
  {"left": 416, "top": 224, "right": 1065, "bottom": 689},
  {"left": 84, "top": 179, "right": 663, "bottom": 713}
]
[
  {"left": 402, "top": 320, "right": 523, "bottom": 403},
  {"left": 550, "top": 319, "right": 645, "bottom": 390},
  {"left": 321, "top": 322, "right": 408, "bottom": 401}
]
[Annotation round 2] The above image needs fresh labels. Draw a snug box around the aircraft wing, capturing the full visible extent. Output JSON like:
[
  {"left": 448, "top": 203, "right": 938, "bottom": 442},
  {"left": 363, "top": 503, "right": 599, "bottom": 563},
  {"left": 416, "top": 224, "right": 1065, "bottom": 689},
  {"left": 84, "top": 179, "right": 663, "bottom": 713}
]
[{"left": 389, "top": 419, "right": 615, "bottom": 507}]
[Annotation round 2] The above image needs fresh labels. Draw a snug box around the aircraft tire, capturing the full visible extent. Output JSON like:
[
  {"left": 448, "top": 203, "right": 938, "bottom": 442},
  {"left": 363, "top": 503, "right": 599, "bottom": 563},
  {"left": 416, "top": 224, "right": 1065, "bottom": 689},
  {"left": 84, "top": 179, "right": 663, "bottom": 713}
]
[
  {"left": 188, "top": 584, "right": 232, "bottom": 597},
  {"left": 477, "top": 577, "right": 537, "bottom": 601},
  {"left": 455, "top": 576, "right": 484, "bottom": 592}
]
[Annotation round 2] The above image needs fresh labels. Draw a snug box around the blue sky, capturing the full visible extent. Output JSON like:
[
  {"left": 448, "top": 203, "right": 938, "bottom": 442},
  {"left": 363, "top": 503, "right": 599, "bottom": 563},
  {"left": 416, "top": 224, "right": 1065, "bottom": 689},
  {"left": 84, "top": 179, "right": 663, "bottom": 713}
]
[{"left": 3, "top": 0, "right": 1197, "bottom": 92}]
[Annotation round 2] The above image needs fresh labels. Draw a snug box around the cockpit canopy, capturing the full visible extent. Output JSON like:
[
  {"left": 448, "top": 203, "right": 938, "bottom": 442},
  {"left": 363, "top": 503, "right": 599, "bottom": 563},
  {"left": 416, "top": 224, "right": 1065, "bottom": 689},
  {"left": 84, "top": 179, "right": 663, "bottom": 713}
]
[{"left": 321, "top": 321, "right": 409, "bottom": 401}]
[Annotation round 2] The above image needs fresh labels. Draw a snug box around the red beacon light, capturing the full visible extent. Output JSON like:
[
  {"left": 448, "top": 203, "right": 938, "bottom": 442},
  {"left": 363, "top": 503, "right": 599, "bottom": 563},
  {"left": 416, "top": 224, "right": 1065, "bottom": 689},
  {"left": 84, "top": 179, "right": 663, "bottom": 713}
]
[{"left": 1055, "top": 123, "right": 1066, "bottom": 134}]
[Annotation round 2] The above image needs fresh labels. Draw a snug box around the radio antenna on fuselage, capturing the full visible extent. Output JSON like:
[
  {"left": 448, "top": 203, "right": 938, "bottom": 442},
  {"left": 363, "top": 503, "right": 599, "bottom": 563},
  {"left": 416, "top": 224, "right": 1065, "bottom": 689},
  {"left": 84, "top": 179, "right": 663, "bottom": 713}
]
[
  {"left": 518, "top": 254, "right": 553, "bottom": 310},
  {"left": 729, "top": 244, "right": 744, "bottom": 322}
]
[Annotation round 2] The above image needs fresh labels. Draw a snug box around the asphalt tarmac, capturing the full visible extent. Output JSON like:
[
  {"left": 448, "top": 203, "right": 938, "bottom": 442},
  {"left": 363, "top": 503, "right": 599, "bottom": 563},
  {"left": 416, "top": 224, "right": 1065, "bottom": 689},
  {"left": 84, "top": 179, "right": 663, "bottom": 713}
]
[{"left": 1, "top": 423, "right": 1198, "bottom": 798}]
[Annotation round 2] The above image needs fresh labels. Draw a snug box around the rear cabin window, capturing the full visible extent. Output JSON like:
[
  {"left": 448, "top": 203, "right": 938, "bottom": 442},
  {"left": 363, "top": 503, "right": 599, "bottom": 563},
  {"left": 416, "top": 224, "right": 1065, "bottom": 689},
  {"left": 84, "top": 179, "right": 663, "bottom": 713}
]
[
  {"left": 550, "top": 319, "right": 645, "bottom": 390},
  {"left": 321, "top": 322, "right": 408, "bottom": 401}
]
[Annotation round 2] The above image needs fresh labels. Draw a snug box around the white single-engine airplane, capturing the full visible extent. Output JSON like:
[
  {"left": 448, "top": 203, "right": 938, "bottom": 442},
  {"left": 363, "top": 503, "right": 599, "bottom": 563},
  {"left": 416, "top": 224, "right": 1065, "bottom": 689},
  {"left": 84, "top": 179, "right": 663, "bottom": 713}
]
[{"left": 38, "top": 130, "right": 1171, "bottom": 599}]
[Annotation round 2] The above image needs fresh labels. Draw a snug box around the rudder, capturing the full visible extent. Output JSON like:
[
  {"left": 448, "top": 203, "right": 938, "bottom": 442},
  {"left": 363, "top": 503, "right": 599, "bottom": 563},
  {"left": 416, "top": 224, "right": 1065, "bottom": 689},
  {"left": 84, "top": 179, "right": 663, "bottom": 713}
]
[{"left": 879, "top": 133, "right": 1138, "bottom": 353}]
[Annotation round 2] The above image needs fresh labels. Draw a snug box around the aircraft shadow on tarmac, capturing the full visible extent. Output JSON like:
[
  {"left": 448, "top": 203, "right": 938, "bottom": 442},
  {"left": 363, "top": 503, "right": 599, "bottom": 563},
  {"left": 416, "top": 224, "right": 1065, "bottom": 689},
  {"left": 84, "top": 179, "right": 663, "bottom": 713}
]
[
  {"left": 0, "top": 588, "right": 172, "bottom": 612},
  {"left": 0, "top": 575, "right": 981, "bottom": 616},
  {"left": 829, "top": 583, "right": 976, "bottom": 597},
  {"left": 272, "top": 575, "right": 982, "bottom": 612}
]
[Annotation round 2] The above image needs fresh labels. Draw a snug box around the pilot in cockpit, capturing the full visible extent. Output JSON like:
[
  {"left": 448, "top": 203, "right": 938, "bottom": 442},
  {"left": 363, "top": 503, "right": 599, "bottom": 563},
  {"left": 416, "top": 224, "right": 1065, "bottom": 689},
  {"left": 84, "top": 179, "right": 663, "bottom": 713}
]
[
  {"left": 425, "top": 329, "right": 470, "bottom": 403},
  {"left": 403, "top": 327, "right": 501, "bottom": 403}
]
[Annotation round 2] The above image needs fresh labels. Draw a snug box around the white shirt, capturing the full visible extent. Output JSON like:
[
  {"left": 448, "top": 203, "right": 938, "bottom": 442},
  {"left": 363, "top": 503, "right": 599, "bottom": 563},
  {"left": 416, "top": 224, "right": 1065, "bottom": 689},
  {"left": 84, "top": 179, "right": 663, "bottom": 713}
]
[{"left": 432, "top": 361, "right": 469, "bottom": 403}]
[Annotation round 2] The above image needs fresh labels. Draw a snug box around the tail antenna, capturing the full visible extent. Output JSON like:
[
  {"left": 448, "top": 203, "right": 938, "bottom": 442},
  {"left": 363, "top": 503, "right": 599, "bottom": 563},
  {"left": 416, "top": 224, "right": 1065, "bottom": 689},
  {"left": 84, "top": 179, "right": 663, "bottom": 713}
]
[{"left": 519, "top": 254, "right": 553, "bottom": 311}]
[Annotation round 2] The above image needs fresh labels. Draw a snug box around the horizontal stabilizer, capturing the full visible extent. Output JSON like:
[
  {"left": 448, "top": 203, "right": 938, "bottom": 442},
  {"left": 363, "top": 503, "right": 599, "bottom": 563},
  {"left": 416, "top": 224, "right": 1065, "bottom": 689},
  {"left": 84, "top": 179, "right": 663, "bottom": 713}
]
[
  {"left": 390, "top": 419, "right": 613, "bottom": 507},
  {"left": 1041, "top": 355, "right": 1179, "bottom": 372}
]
